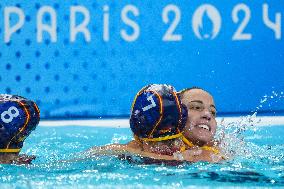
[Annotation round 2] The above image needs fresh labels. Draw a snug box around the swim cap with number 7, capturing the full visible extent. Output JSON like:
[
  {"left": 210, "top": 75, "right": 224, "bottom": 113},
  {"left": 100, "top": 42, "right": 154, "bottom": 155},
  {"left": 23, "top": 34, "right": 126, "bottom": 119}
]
[{"left": 130, "top": 84, "right": 187, "bottom": 141}]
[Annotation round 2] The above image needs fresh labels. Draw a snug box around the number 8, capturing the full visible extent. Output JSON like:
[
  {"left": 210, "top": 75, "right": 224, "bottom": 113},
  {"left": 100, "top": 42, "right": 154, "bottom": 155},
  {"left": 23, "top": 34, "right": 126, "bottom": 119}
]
[{"left": 1, "top": 106, "right": 20, "bottom": 123}]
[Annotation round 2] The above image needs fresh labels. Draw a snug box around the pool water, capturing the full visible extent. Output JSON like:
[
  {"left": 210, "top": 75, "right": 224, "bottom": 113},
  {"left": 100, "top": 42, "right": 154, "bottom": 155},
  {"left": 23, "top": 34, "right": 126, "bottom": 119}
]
[{"left": 0, "top": 124, "right": 283, "bottom": 188}]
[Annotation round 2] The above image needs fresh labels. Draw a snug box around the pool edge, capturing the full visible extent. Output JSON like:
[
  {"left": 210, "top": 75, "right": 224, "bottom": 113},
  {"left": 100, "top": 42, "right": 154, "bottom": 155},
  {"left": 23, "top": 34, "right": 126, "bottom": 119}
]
[{"left": 38, "top": 116, "right": 284, "bottom": 127}]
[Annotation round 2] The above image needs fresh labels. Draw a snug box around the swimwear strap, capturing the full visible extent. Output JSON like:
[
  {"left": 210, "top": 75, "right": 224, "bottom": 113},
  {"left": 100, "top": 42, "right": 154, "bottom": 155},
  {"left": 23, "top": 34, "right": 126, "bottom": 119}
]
[
  {"left": 180, "top": 145, "right": 186, "bottom": 152},
  {"left": 142, "top": 133, "right": 183, "bottom": 142},
  {"left": 181, "top": 136, "right": 220, "bottom": 154},
  {"left": 0, "top": 149, "right": 21, "bottom": 153}
]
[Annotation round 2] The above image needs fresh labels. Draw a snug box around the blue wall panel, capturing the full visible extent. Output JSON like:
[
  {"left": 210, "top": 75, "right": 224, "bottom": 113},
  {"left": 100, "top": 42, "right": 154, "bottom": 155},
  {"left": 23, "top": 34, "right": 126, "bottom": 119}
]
[{"left": 0, "top": 0, "right": 283, "bottom": 118}]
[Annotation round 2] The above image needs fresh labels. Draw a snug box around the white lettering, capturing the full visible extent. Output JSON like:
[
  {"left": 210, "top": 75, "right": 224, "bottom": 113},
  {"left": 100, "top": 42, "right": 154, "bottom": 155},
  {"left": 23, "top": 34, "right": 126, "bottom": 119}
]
[
  {"left": 4, "top": 7, "right": 25, "bottom": 43},
  {"left": 103, "top": 5, "right": 110, "bottom": 42},
  {"left": 263, "top": 4, "right": 281, "bottom": 40},
  {"left": 70, "top": 6, "right": 91, "bottom": 42},
  {"left": 162, "top": 4, "right": 182, "bottom": 41},
  {"left": 232, "top": 4, "right": 252, "bottom": 40},
  {"left": 37, "top": 6, "right": 57, "bottom": 42},
  {"left": 120, "top": 5, "right": 140, "bottom": 42}
]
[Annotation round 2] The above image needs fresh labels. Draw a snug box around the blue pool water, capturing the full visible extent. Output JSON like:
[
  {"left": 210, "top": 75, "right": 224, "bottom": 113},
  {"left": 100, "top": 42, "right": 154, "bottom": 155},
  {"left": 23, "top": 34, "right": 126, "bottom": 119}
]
[{"left": 0, "top": 123, "right": 283, "bottom": 188}]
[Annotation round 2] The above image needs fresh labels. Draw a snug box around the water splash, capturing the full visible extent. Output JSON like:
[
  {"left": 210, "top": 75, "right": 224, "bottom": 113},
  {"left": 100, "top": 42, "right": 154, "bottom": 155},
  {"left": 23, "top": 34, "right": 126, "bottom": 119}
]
[
  {"left": 216, "top": 90, "right": 283, "bottom": 159},
  {"left": 255, "top": 90, "right": 284, "bottom": 112},
  {"left": 111, "top": 134, "right": 132, "bottom": 144}
]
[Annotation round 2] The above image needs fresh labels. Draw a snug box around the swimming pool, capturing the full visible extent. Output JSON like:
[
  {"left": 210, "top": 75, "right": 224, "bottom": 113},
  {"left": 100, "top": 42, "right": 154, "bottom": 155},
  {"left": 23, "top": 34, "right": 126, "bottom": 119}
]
[{"left": 0, "top": 117, "right": 283, "bottom": 188}]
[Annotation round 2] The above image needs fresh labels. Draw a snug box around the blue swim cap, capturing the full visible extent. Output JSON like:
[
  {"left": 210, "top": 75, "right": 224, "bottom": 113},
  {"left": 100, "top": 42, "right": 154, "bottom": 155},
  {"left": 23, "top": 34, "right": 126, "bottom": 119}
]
[
  {"left": 130, "top": 84, "right": 187, "bottom": 141},
  {"left": 0, "top": 95, "right": 40, "bottom": 153}
]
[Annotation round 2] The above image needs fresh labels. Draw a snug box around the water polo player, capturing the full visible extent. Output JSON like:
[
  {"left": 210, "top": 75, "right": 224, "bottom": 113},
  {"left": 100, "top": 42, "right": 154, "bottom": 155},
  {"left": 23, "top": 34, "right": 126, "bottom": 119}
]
[
  {"left": 84, "top": 84, "right": 224, "bottom": 163},
  {"left": 128, "top": 84, "right": 224, "bottom": 162},
  {"left": 0, "top": 94, "right": 40, "bottom": 164},
  {"left": 128, "top": 84, "right": 188, "bottom": 156},
  {"left": 84, "top": 84, "right": 189, "bottom": 160},
  {"left": 176, "top": 87, "right": 225, "bottom": 162}
]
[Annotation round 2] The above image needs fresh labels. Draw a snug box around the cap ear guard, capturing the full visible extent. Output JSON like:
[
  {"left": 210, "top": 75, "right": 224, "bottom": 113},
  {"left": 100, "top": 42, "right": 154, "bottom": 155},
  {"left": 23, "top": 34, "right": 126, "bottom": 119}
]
[{"left": 130, "top": 84, "right": 188, "bottom": 142}]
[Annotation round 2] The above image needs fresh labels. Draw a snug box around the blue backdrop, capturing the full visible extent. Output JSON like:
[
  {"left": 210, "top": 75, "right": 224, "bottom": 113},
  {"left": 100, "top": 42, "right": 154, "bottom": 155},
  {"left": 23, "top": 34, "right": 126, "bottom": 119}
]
[{"left": 0, "top": 0, "right": 283, "bottom": 119}]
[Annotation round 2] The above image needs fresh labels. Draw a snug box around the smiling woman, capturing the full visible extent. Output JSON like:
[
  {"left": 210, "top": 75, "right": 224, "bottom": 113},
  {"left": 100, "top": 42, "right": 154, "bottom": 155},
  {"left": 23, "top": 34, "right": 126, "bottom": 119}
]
[{"left": 178, "top": 87, "right": 218, "bottom": 147}]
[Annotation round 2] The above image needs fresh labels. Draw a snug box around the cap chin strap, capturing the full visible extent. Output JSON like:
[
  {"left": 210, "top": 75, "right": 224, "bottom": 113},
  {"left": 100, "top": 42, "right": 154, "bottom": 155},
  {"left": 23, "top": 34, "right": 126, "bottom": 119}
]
[
  {"left": 181, "top": 135, "right": 220, "bottom": 155},
  {"left": 142, "top": 133, "right": 183, "bottom": 142},
  {"left": 133, "top": 133, "right": 221, "bottom": 156},
  {"left": 136, "top": 133, "right": 187, "bottom": 153},
  {"left": 181, "top": 136, "right": 194, "bottom": 147},
  {"left": 0, "top": 149, "right": 21, "bottom": 153},
  {"left": 134, "top": 135, "right": 143, "bottom": 145}
]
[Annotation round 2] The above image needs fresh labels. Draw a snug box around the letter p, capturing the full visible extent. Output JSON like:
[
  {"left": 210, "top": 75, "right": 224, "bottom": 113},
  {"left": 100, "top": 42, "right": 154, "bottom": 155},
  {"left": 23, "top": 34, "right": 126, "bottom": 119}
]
[{"left": 4, "top": 7, "right": 25, "bottom": 43}]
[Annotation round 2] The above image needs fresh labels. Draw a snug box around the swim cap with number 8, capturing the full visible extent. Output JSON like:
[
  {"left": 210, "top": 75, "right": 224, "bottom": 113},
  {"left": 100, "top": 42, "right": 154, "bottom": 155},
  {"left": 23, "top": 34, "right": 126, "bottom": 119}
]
[
  {"left": 0, "top": 95, "right": 40, "bottom": 153},
  {"left": 130, "top": 84, "right": 187, "bottom": 141}
]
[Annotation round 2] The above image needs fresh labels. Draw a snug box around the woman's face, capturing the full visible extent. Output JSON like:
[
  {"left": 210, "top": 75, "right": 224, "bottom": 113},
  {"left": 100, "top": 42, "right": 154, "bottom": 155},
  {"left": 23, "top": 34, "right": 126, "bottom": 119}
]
[{"left": 180, "top": 89, "right": 217, "bottom": 145}]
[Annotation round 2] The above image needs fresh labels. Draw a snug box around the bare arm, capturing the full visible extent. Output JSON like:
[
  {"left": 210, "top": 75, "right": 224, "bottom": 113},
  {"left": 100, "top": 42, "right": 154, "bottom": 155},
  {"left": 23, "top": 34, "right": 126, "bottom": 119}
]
[
  {"left": 83, "top": 144, "right": 174, "bottom": 160},
  {"left": 57, "top": 144, "right": 130, "bottom": 163},
  {"left": 84, "top": 144, "right": 128, "bottom": 156},
  {"left": 67, "top": 141, "right": 225, "bottom": 163},
  {"left": 0, "top": 154, "right": 36, "bottom": 164}
]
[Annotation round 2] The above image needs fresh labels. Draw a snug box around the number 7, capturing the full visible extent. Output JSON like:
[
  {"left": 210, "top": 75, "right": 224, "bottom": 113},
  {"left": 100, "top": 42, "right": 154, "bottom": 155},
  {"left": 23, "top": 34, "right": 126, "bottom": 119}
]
[{"left": 142, "top": 95, "right": 157, "bottom": 111}]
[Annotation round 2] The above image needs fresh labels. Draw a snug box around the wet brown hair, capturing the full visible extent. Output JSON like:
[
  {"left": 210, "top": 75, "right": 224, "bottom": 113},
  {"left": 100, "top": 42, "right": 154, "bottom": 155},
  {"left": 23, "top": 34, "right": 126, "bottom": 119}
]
[{"left": 177, "top": 87, "right": 203, "bottom": 99}]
